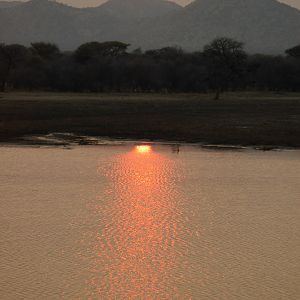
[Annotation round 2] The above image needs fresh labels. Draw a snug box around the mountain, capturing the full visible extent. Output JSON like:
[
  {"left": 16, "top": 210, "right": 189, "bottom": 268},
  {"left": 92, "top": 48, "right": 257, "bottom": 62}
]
[
  {"left": 0, "top": 0, "right": 182, "bottom": 49},
  {"left": 134, "top": 0, "right": 300, "bottom": 53},
  {"left": 0, "top": 0, "right": 86, "bottom": 48},
  {"left": 96, "top": 0, "right": 181, "bottom": 19},
  {"left": 0, "top": 1, "right": 22, "bottom": 8},
  {"left": 0, "top": 0, "right": 300, "bottom": 53},
  {"left": 80, "top": 0, "right": 182, "bottom": 43}
]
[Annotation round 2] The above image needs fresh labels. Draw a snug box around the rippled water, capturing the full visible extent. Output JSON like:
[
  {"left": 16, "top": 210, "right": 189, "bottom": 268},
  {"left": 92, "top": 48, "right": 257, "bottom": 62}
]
[{"left": 0, "top": 145, "right": 300, "bottom": 299}]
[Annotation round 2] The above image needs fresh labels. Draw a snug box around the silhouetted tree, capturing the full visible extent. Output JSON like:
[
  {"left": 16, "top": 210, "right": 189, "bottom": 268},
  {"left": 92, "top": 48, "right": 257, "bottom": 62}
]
[
  {"left": 285, "top": 44, "right": 300, "bottom": 58},
  {"left": 0, "top": 44, "right": 28, "bottom": 91},
  {"left": 74, "top": 41, "right": 129, "bottom": 63},
  {"left": 1, "top": 39, "right": 300, "bottom": 93},
  {"left": 203, "top": 37, "right": 247, "bottom": 99},
  {"left": 30, "top": 42, "right": 60, "bottom": 60}
]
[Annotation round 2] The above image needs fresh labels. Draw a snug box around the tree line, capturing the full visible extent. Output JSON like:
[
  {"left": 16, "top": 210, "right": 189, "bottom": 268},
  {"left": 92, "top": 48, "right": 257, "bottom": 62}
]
[{"left": 1, "top": 38, "right": 300, "bottom": 99}]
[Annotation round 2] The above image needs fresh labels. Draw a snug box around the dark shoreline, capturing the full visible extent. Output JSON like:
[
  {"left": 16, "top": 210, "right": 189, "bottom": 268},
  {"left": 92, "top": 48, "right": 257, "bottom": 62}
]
[
  {"left": 0, "top": 133, "right": 298, "bottom": 152},
  {"left": 1, "top": 92, "right": 300, "bottom": 149}
]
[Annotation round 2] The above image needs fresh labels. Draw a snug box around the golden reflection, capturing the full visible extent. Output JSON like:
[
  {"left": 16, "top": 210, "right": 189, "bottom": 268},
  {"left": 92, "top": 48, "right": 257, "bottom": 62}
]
[
  {"left": 135, "top": 144, "right": 152, "bottom": 154},
  {"left": 92, "top": 146, "right": 184, "bottom": 299}
]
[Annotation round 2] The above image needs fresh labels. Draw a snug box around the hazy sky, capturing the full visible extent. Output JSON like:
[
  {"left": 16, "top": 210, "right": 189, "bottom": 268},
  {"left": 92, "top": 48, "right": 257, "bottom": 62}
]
[
  {"left": 5, "top": 0, "right": 300, "bottom": 9},
  {"left": 8, "top": 0, "right": 192, "bottom": 6}
]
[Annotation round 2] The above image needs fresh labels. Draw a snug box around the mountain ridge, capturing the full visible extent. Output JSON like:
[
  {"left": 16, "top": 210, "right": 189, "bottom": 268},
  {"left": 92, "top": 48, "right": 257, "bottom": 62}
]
[
  {"left": 135, "top": 0, "right": 300, "bottom": 53},
  {"left": 0, "top": 0, "right": 299, "bottom": 53},
  {"left": 0, "top": 1, "right": 22, "bottom": 8}
]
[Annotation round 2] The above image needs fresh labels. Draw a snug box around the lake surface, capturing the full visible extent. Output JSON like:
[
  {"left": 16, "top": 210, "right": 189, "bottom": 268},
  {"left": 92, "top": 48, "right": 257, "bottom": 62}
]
[{"left": 0, "top": 144, "right": 300, "bottom": 299}]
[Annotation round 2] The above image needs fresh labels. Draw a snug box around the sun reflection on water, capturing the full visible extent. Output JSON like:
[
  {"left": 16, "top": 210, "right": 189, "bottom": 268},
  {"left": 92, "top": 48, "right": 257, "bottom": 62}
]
[
  {"left": 135, "top": 145, "right": 152, "bottom": 154},
  {"left": 91, "top": 145, "right": 185, "bottom": 299}
]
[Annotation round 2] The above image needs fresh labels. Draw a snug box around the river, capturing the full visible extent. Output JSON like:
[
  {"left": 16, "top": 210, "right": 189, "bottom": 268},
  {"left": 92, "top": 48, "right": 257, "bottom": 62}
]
[{"left": 0, "top": 144, "right": 299, "bottom": 299}]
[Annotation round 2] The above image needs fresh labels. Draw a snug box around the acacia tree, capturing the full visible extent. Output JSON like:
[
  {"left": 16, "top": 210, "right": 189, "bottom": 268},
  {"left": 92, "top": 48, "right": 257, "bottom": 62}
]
[
  {"left": 74, "top": 41, "right": 130, "bottom": 63},
  {"left": 203, "top": 37, "right": 247, "bottom": 99},
  {"left": 30, "top": 42, "right": 60, "bottom": 60},
  {"left": 285, "top": 44, "right": 300, "bottom": 58},
  {"left": 0, "top": 44, "right": 28, "bottom": 92}
]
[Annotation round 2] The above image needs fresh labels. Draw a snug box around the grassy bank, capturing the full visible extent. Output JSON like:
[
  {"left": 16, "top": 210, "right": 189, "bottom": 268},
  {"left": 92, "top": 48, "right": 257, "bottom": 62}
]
[{"left": 1, "top": 92, "right": 300, "bottom": 147}]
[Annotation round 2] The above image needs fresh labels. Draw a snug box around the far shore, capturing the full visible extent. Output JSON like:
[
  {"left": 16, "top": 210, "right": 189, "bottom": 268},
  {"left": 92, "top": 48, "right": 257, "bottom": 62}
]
[{"left": 1, "top": 91, "right": 300, "bottom": 149}]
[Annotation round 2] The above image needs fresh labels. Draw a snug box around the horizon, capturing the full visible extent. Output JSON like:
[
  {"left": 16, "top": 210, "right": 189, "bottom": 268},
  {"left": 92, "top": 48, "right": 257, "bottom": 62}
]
[{"left": 2, "top": 0, "right": 300, "bottom": 10}]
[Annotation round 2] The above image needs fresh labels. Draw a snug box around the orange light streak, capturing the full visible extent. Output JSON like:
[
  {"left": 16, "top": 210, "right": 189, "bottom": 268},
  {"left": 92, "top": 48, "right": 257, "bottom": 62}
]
[
  {"left": 135, "top": 145, "right": 152, "bottom": 154},
  {"left": 90, "top": 146, "right": 184, "bottom": 299}
]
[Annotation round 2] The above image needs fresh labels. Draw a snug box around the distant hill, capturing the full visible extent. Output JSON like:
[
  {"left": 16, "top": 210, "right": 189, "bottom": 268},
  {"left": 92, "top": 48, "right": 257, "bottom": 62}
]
[
  {"left": 0, "top": 0, "right": 182, "bottom": 49},
  {"left": 97, "top": 0, "right": 181, "bottom": 19},
  {"left": 0, "top": 0, "right": 300, "bottom": 53},
  {"left": 0, "top": 0, "right": 85, "bottom": 48},
  {"left": 0, "top": 1, "right": 22, "bottom": 8},
  {"left": 81, "top": 0, "right": 182, "bottom": 44},
  {"left": 134, "top": 0, "right": 300, "bottom": 53}
]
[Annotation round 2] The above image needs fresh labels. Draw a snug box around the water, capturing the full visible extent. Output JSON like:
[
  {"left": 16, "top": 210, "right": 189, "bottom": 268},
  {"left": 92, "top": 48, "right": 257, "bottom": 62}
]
[{"left": 0, "top": 144, "right": 299, "bottom": 299}]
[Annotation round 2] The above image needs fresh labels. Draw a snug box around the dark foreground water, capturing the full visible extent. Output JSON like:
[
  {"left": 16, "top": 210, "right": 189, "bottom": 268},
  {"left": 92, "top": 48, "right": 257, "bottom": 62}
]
[{"left": 0, "top": 145, "right": 299, "bottom": 299}]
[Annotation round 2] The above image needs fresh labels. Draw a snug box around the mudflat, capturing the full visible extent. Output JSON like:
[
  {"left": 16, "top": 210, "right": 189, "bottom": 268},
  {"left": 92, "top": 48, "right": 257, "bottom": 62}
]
[{"left": 1, "top": 92, "right": 300, "bottom": 147}]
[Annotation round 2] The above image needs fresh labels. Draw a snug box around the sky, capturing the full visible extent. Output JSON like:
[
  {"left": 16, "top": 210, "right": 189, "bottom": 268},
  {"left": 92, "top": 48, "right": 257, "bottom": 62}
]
[
  {"left": 4, "top": 0, "right": 300, "bottom": 9},
  {"left": 6, "top": 0, "right": 192, "bottom": 6},
  {"left": 57, "top": 0, "right": 193, "bottom": 6}
]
